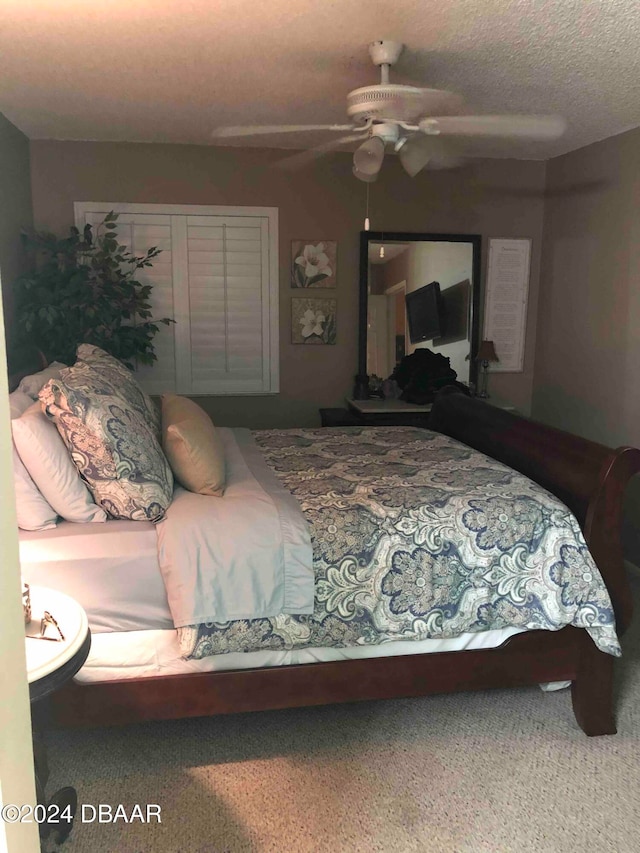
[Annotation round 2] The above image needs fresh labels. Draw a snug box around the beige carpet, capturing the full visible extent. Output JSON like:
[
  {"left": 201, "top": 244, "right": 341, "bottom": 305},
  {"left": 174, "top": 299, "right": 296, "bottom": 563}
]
[{"left": 44, "top": 577, "right": 640, "bottom": 853}]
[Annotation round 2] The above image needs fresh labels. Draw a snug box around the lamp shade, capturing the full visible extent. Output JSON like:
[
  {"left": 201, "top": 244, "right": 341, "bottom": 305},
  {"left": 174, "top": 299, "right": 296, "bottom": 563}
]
[
  {"left": 353, "top": 137, "right": 385, "bottom": 177},
  {"left": 398, "top": 137, "right": 432, "bottom": 177},
  {"left": 352, "top": 164, "right": 378, "bottom": 183},
  {"left": 476, "top": 340, "right": 499, "bottom": 362}
]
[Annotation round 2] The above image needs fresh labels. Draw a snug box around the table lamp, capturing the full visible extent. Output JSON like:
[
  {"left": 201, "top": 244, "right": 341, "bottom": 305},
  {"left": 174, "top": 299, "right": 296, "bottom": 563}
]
[{"left": 476, "top": 340, "right": 499, "bottom": 398}]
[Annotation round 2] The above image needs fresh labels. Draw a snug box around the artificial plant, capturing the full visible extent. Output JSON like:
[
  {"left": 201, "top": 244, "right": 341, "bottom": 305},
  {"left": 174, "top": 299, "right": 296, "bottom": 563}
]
[{"left": 13, "top": 212, "right": 173, "bottom": 368}]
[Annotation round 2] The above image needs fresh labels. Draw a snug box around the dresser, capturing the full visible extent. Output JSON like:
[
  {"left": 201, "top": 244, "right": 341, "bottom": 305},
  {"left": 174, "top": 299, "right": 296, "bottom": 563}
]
[
  {"left": 320, "top": 398, "right": 432, "bottom": 428},
  {"left": 319, "top": 397, "right": 516, "bottom": 428}
]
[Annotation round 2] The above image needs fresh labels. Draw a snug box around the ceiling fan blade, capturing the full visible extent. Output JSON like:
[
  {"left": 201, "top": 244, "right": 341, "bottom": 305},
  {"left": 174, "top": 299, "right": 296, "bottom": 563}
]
[
  {"left": 275, "top": 133, "right": 368, "bottom": 171},
  {"left": 212, "top": 124, "right": 354, "bottom": 139},
  {"left": 414, "top": 88, "right": 465, "bottom": 116},
  {"left": 419, "top": 115, "right": 566, "bottom": 140}
]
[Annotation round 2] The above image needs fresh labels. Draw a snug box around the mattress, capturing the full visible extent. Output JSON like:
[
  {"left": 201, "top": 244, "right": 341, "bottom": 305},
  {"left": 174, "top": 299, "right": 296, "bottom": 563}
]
[
  {"left": 19, "top": 515, "right": 537, "bottom": 685},
  {"left": 19, "top": 519, "right": 172, "bottom": 633},
  {"left": 75, "top": 624, "right": 528, "bottom": 683}
]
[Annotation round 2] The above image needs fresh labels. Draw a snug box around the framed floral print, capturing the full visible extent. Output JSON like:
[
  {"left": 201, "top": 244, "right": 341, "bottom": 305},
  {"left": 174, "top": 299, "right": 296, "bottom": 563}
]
[
  {"left": 291, "top": 240, "right": 337, "bottom": 288},
  {"left": 291, "top": 297, "right": 337, "bottom": 345}
]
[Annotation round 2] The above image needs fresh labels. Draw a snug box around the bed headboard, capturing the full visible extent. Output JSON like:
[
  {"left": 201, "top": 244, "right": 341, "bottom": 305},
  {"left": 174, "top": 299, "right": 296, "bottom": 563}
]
[{"left": 429, "top": 387, "right": 640, "bottom": 636}]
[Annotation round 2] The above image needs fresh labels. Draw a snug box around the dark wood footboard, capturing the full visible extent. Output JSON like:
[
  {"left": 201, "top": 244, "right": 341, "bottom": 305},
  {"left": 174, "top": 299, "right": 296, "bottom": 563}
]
[{"left": 52, "top": 389, "right": 640, "bottom": 735}]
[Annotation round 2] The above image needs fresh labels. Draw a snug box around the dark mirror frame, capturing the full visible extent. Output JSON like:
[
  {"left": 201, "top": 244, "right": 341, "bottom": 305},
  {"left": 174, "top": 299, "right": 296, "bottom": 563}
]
[{"left": 358, "top": 230, "right": 482, "bottom": 393}]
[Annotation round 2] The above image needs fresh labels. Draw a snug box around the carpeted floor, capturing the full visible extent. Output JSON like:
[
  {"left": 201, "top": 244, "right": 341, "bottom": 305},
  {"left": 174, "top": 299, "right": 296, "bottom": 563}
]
[{"left": 44, "top": 576, "right": 640, "bottom": 853}]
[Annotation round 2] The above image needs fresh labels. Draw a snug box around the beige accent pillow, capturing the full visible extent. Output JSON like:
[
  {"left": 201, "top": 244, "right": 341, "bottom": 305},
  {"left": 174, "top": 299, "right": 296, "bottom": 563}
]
[{"left": 161, "top": 395, "right": 226, "bottom": 496}]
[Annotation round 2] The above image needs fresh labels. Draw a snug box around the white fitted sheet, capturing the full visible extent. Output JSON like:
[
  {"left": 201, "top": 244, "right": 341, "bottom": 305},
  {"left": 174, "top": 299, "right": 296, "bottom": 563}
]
[
  {"left": 19, "top": 519, "right": 172, "bottom": 633},
  {"left": 75, "top": 625, "right": 528, "bottom": 683}
]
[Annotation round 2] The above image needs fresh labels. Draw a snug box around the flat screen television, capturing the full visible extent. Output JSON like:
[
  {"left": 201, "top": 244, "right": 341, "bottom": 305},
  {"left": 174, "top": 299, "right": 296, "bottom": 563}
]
[{"left": 405, "top": 281, "right": 442, "bottom": 343}]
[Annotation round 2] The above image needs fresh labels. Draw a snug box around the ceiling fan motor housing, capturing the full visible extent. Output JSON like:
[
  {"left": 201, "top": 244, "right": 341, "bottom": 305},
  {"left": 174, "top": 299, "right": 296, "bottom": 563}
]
[
  {"left": 347, "top": 84, "right": 431, "bottom": 124},
  {"left": 368, "top": 40, "right": 404, "bottom": 67}
]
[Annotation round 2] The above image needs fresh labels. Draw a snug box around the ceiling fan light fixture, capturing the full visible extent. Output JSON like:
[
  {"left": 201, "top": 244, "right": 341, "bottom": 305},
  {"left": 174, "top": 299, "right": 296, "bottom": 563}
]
[
  {"left": 352, "top": 164, "right": 378, "bottom": 183},
  {"left": 399, "top": 138, "right": 432, "bottom": 177},
  {"left": 353, "top": 137, "right": 385, "bottom": 176}
]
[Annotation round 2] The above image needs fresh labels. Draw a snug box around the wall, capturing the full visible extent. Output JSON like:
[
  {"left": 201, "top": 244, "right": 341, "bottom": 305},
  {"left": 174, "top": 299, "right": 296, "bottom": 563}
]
[
  {"left": 533, "top": 126, "right": 640, "bottom": 446},
  {"left": 30, "top": 140, "right": 547, "bottom": 427},
  {"left": 0, "top": 287, "right": 39, "bottom": 853},
  {"left": 0, "top": 113, "right": 33, "bottom": 354},
  {"left": 533, "top": 126, "right": 640, "bottom": 563}
]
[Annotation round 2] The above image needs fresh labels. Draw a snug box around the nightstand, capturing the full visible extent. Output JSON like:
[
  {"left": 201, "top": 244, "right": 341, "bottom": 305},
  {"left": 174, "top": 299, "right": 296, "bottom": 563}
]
[
  {"left": 344, "top": 397, "right": 433, "bottom": 427},
  {"left": 25, "top": 586, "right": 91, "bottom": 845}
]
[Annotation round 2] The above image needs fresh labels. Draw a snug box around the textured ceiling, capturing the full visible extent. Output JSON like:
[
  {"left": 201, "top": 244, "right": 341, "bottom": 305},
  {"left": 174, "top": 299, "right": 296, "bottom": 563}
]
[{"left": 1, "top": 0, "right": 640, "bottom": 160}]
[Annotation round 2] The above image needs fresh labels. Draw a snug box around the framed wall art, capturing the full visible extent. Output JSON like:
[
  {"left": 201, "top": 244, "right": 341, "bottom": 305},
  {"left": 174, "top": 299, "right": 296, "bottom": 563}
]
[
  {"left": 483, "top": 238, "right": 531, "bottom": 372},
  {"left": 291, "top": 240, "right": 337, "bottom": 288},
  {"left": 291, "top": 297, "right": 337, "bottom": 345}
]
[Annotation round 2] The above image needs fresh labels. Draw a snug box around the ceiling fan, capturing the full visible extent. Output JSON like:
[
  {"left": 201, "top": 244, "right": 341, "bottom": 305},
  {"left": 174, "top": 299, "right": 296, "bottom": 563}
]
[{"left": 212, "top": 41, "right": 566, "bottom": 180}]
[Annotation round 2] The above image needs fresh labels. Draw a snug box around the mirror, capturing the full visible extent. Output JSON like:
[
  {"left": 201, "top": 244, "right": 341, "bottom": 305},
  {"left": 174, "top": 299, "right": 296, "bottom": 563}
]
[{"left": 358, "top": 231, "right": 481, "bottom": 397}]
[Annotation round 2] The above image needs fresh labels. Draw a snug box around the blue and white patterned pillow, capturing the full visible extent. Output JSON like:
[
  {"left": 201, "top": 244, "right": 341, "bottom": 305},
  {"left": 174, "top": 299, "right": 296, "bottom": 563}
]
[
  {"left": 39, "top": 359, "right": 173, "bottom": 522},
  {"left": 75, "top": 344, "right": 161, "bottom": 437}
]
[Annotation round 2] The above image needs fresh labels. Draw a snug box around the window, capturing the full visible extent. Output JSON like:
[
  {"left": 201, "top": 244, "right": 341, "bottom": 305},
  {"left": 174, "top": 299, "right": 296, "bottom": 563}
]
[{"left": 74, "top": 203, "right": 279, "bottom": 395}]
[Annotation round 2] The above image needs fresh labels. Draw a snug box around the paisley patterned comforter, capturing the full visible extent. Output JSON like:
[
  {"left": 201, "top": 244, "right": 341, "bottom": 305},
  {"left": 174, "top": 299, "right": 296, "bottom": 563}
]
[{"left": 186, "top": 427, "right": 620, "bottom": 660}]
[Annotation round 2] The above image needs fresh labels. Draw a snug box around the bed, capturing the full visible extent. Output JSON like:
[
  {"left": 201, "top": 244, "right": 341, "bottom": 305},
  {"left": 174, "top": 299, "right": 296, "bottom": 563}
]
[{"left": 12, "top": 362, "right": 639, "bottom": 736}]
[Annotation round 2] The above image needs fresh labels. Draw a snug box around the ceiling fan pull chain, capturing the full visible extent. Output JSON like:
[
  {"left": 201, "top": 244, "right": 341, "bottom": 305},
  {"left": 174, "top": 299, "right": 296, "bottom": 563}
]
[{"left": 364, "top": 182, "right": 370, "bottom": 231}]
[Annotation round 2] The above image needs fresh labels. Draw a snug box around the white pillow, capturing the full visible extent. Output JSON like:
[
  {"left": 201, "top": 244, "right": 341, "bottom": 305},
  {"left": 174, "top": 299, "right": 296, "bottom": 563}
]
[
  {"left": 9, "top": 389, "right": 33, "bottom": 420},
  {"left": 12, "top": 444, "right": 58, "bottom": 531},
  {"left": 9, "top": 389, "right": 59, "bottom": 530},
  {"left": 12, "top": 403, "right": 107, "bottom": 524},
  {"left": 18, "top": 362, "right": 67, "bottom": 399}
]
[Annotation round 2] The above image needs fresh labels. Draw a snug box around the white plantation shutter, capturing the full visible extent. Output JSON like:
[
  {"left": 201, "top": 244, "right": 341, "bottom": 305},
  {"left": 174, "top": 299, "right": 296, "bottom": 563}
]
[
  {"left": 187, "top": 216, "right": 269, "bottom": 394},
  {"left": 75, "top": 203, "right": 279, "bottom": 395}
]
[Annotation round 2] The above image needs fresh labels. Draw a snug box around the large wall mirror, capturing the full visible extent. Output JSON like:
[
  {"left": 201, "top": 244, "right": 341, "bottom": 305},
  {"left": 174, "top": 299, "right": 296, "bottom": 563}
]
[{"left": 358, "top": 231, "right": 482, "bottom": 396}]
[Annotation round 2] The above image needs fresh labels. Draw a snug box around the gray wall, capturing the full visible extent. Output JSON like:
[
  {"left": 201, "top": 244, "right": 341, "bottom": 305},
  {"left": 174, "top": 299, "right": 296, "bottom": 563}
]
[
  {"left": 0, "top": 114, "right": 33, "bottom": 354},
  {"left": 29, "top": 140, "right": 546, "bottom": 427},
  {"left": 533, "top": 125, "right": 640, "bottom": 564}
]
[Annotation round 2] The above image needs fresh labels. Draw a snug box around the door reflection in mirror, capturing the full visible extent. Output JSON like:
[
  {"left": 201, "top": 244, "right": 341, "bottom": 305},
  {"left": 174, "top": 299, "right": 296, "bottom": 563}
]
[{"left": 367, "top": 240, "right": 474, "bottom": 386}]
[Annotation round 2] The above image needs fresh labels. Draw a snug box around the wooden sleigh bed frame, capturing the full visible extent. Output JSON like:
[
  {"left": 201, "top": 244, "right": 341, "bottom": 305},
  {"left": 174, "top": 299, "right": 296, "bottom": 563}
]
[{"left": 47, "top": 388, "right": 640, "bottom": 735}]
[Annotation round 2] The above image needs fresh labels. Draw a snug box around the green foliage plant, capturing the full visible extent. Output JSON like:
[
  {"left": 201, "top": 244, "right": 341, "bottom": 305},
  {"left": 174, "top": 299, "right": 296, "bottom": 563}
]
[{"left": 13, "top": 212, "right": 174, "bottom": 368}]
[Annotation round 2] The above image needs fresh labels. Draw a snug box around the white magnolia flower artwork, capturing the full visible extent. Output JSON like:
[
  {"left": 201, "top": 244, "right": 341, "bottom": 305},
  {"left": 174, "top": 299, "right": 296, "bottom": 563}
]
[
  {"left": 292, "top": 298, "right": 337, "bottom": 345},
  {"left": 291, "top": 240, "right": 337, "bottom": 288},
  {"left": 300, "top": 308, "right": 326, "bottom": 338}
]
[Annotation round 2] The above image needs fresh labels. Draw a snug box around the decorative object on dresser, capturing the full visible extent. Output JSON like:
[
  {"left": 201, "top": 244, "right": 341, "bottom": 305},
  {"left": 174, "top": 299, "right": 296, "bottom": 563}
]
[
  {"left": 291, "top": 240, "right": 337, "bottom": 288},
  {"left": 291, "top": 296, "right": 337, "bottom": 344},
  {"left": 476, "top": 339, "right": 499, "bottom": 398}
]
